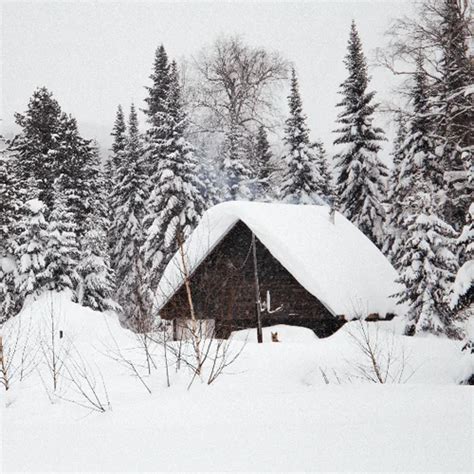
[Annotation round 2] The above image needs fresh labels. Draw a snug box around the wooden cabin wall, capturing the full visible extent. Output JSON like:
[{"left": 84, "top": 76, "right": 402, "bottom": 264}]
[{"left": 160, "top": 221, "right": 345, "bottom": 338}]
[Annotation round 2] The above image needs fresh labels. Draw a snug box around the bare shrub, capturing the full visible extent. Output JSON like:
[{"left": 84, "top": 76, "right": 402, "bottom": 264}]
[{"left": 346, "top": 320, "right": 415, "bottom": 384}]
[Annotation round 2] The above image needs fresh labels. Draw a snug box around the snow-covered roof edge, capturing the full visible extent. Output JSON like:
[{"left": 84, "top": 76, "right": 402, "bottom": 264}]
[{"left": 156, "top": 201, "right": 407, "bottom": 318}]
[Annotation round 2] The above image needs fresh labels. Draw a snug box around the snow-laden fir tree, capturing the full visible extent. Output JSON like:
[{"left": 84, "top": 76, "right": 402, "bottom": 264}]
[
  {"left": 395, "top": 181, "right": 458, "bottom": 337},
  {"left": 222, "top": 120, "right": 253, "bottom": 200},
  {"left": 43, "top": 180, "right": 80, "bottom": 295},
  {"left": 109, "top": 104, "right": 150, "bottom": 321},
  {"left": 77, "top": 144, "right": 118, "bottom": 312},
  {"left": 449, "top": 202, "right": 473, "bottom": 317},
  {"left": 279, "top": 69, "right": 326, "bottom": 205},
  {"left": 54, "top": 113, "right": 97, "bottom": 239},
  {"left": 312, "top": 140, "right": 334, "bottom": 204},
  {"left": 143, "top": 44, "right": 171, "bottom": 181},
  {"left": 105, "top": 105, "right": 127, "bottom": 193},
  {"left": 142, "top": 61, "right": 205, "bottom": 289},
  {"left": 0, "top": 148, "right": 24, "bottom": 323},
  {"left": 15, "top": 198, "right": 49, "bottom": 303},
  {"left": 254, "top": 125, "right": 274, "bottom": 200},
  {"left": 390, "top": 59, "right": 445, "bottom": 268},
  {"left": 13, "top": 87, "right": 63, "bottom": 211},
  {"left": 333, "top": 21, "right": 387, "bottom": 246},
  {"left": 383, "top": 112, "right": 408, "bottom": 262}
]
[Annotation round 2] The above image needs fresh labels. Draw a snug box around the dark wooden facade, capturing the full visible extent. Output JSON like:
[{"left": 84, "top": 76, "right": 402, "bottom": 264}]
[{"left": 160, "top": 221, "right": 346, "bottom": 338}]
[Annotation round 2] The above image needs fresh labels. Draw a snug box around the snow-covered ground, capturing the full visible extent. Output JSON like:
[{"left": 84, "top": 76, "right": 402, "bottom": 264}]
[{"left": 2, "top": 292, "right": 473, "bottom": 472}]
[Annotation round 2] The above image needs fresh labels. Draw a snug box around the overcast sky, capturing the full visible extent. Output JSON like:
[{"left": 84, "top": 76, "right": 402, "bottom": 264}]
[{"left": 2, "top": 0, "right": 413, "bottom": 159}]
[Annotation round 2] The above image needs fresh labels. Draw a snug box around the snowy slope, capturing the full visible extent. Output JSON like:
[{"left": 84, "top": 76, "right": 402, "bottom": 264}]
[
  {"left": 157, "top": 201, "right": 407, "bottom": 318},
  {"left": 2, "top": 294, "right": 473, "bottom": 472}
]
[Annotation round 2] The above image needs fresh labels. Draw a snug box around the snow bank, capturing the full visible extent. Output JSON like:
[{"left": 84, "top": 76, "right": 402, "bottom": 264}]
[
  {"left": 2, "top": 296, "right": 473, "bottom": 472},
  {"left": 157, "top": 201, "right": 407, "bottom": 318}
]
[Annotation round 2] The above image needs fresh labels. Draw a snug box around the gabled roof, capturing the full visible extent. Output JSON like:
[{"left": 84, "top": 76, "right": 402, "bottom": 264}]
[{"left": 156, "top": 201, "right": 407, "bottom": 318}]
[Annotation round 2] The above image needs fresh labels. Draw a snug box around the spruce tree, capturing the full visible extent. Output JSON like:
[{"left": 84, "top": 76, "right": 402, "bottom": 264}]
[
  {"left": 0, "top": 149, "right": 24, "bottom": 322},
  {"left": 13, "top": 87, "right": 63, "bottom": 211},
  {"left": 43, "top": 182, "right": 80, "bottom": 295},
  {"left": 395, "top": 185, "right": 458, "bottom": 336},
  {"left": 383, "top": 112, "right": 408, "bottom": 262},
  {"left": 312, "top": 140, "right": 334, "bottom": 204},
  {"left": 333, "top": 21, "right": 387, "bottom": 246},
  {"left": 142, "top": 61, "right": 205, "bottom": 289},
  {"left": 15, "top": 199, "right": 49, "bottom": 302},
  {"left": 222, "top": 121, "right": 252, "bottom": 200},
  {"left": 279, "top": 69, "right": 326, "bottom": 205},
  {"left": 105, "top": 105, "right": 127, "bottom": 192},
  {"left": 109, "top": 104, "right": 149, "bottom": 319},
  {"left": 77, "top": 144, "right": 118, "bottom": 312},
  {"left": 449, "top": 202, "right": 473, "bottom": 317},
  {"left": 391, "top": 59, "right": 444, "bottom": 269},
  {"left": 254, "top": 125, "right": 274, "bottom": 200}
]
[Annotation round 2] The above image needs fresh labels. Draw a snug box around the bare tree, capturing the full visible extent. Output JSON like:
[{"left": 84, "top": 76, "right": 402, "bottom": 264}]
[
  {"left": 0, "top": 312, "right": 38, "bottom": 392},
  {"left": 192, "top": 36, "right": 288, "bottom": 132}
]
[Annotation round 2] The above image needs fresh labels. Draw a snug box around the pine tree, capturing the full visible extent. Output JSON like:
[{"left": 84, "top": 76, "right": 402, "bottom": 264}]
[
  {"left": 15, "top": 199, "right": 49, "bottom": 303},
  {"left": 395, "top": 184, "right": 458, "bottom": 336},
  {"left": 254, "top": 125, "right": 274, "bottom": 200},
  {"left": 279, "top": 69, "right": 326, "bottom": 205},
  {"left": 143, "top": 61, "right": 205, "bottom": 289},
  {"left": 333, "top": 21, "right": 387, "bottom": 246},
  {"left": 109, "top": 104, "right": 149, "bottom": 319},
  {"left": 77, "top": 144, "right": 118, "bottom": 312},
  {"left": 13, "top": 87, "right": 63, "bottom": 211},
  {"left": 43, "top": 182, "right": 80, "bottom": 295}
]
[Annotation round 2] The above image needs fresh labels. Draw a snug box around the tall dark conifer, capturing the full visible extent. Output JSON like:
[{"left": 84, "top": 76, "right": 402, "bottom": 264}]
[
  {"left": 333, "top": 21, "right": 387, "bottom": 246},
  {"left": 142, "top": 61, "right": 205, "bottom": 289},
  {"left": 13, "top": 87, "right": 62, "bottom": 211},
  {"left": 110, "top": 104, "right": 149, "bottom": 321},
  {"left": 279, "top": 69, "right": 326, "bottom": 205}
]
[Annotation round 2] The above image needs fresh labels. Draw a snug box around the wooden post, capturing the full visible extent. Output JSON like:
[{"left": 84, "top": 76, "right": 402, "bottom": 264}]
[{"left": 251, "top": 232, "right": 263, "bottom": 343}]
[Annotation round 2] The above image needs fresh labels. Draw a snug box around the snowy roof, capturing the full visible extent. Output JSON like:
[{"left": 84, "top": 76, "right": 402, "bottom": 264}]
[{"left": 156, "top": 201, "right": 407, "bottom": 318}]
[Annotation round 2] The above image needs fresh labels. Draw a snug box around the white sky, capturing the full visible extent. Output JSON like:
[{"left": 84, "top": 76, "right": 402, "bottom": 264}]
[{"left": 2, "top": 0, "right": 413, "bottom": 159}]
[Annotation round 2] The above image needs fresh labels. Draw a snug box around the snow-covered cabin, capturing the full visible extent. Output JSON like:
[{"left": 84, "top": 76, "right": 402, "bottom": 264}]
[{"left": 156, "top": 202, "right": 406, "bottom": 338}]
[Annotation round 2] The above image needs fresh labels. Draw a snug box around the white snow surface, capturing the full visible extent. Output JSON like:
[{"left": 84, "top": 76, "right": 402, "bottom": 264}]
[
  {"left": 2, "top": 293, "right": 473, "bottom": 472},
  {"left": 157, "top": 201, "right": 407, "bottom": 317}
]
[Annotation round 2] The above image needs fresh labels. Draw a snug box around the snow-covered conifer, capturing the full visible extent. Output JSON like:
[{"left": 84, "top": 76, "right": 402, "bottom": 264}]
[
  {"left": 77, "top": 145, "right": 118, "bottom": 312},
  {"left": 15, "top": 199, "right": 49, "bottom": 302},
  {"left": 333, "top": 21, "right": 387, "bottom": 246},
  {"left": 109, "top": 104, "right": 149, "bottom": 318},
  {"left": 0, "top": 149, "right": 24, "bottom": 322},
  {"left": 383, "top": 112, "right": 408, "bottom": 262},
  {"left": 143, "top": 61, "right": 205, "bottom": 289},
  {"left": 312, "top": 140, "right": 334, "bottom": 204},
  {"left": 395, "top": 185, "right": 458, "bottom": 336},
  {"left": 449, "top": 202, "right": 473, "bottom": 316},
  {"left": 254, "top": 125, "right": 274, "bottom": 200},
  {"left": 279, "top": 69, "right": 326, "bottom": 205},
  {"left": 13, "top": 87, "right": 63, "bottom": 211},
  {"left": 222, "top": 121, "right": 252, "bottom": 200},
  {"left": 105, "top": 105, "right": 127, "bottom": 193},
  {"left": 43, "top": 182, "right": 80, "bottom": 295}
]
